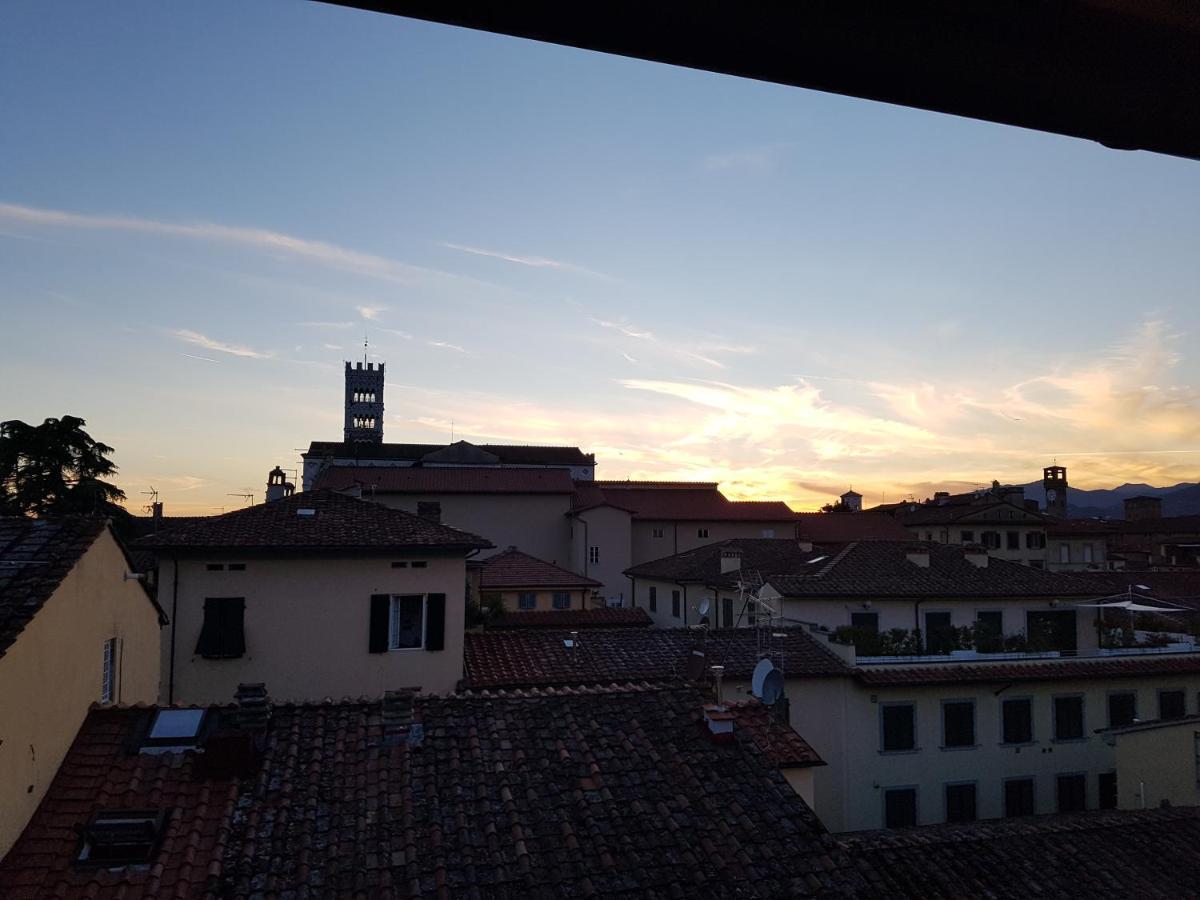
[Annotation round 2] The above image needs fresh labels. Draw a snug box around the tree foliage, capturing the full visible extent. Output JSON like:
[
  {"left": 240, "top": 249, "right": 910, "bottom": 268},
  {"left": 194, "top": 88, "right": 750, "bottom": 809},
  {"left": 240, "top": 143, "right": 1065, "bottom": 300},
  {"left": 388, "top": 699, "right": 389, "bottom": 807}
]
[{"left": 0, "top": 416, "right": 127, "bottom": 520}]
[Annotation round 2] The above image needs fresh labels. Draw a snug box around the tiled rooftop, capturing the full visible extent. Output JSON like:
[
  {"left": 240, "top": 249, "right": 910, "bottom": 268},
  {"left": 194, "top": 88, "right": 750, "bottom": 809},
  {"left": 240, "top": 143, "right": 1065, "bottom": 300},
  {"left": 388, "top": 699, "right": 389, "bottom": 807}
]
[
  {"left": 625, "top": 537, "right": 832, "bottom": 586},
  {"left": 585, "top": 483, "right": 798, "bottom": 522},
  {"left": 463, "top": 626, "right": 852, "bottom": 690},
  {"left": 855, "top": 651, "right": 1200, "bottom": 686},
  {"left": 767, "top": 541, "right": 1102, "bottom": 599},
  {"left": 793, "top": 512, "right": 912, "bottom": 542},
  {"left": 313, "top": 465, "right": 577, "bottom": 494},
  {"left": 0, "top": 517, "right": 105, "bottom": 658},
  {"left": 0, "top": 688, "right": 866, "bottom": 899},
  {"left": 480, "top": 547, "right": 602, "bottom": 589},
  {"left": 841, "top": 807, "right": 1200, "bottom": 899},
  {"left": 900, "top": 499, "right": 1045, "bottom": 526},
  {"left": 725, "top": 701, "right": 826, "bottom": 768},
  {"left": 305, "top": 439, "right": 595, "bottom": 467},
  {"left": 489, "top": 606, "right": 653, "bottom": 629},
  {"left": 132, "top": 489, "right": 492, "bottom": 553}
]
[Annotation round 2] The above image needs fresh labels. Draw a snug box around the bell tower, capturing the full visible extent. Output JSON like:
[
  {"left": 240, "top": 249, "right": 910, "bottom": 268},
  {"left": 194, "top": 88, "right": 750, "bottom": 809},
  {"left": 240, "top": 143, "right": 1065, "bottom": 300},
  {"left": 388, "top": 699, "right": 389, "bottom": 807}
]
[
  {"left": 344, "top": 357, "right": 385, "bottom": 444},
  {"left": 1042, "top": 464, "right": 1068, "bottom": 518}
]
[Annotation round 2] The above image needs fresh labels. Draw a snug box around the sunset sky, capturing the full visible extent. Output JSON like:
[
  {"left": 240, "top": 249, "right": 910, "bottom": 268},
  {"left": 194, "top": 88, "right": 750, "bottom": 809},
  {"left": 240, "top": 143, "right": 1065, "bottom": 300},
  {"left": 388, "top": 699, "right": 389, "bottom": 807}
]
[{"left": 3, "top": 1, "right": 1199, "bottom": 515}]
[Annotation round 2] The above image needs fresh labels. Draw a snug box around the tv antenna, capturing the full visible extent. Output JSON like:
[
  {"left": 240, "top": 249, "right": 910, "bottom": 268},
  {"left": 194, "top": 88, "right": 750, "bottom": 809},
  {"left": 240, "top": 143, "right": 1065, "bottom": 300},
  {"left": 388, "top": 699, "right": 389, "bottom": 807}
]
[
  {"left": 140, "top": 486, "right": 159, "bottom": 515},
  {"left": 226, "top": 491, "right": 254, "bottom": 506},
  {"left": 363, "top": 335, "right": 369, "bottom": 365}
]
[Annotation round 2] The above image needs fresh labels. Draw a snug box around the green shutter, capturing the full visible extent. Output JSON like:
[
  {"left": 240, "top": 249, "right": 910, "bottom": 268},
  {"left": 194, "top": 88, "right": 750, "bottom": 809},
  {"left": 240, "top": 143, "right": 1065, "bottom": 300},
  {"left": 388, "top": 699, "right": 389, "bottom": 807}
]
[
  {"left": 224, "top": 598, "right": 246, "bottom": 658},
  {"left": 425, "top": 593, "right": 446, "bottom": 652},
  {"left": 196, "top": 598, "right": 221, "bottom": 656},
  {"left": 369, "top": 594, "right": 390, "bottom": 653}
]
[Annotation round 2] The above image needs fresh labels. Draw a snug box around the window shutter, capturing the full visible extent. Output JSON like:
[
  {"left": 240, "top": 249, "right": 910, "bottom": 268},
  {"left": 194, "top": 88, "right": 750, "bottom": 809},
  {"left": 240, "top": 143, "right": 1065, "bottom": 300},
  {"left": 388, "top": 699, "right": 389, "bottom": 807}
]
[
  {"left": 196, "top": 599, "right": 222, "bottom": 656},
  {"left": 223, "top": 598, "right": 246, "bottom": 658},
  {"left": 369, "top": 594, "right": 390, "bottom": 653},
  {"left": 425, "top": 593, "right": 446, "bottom": 652}
]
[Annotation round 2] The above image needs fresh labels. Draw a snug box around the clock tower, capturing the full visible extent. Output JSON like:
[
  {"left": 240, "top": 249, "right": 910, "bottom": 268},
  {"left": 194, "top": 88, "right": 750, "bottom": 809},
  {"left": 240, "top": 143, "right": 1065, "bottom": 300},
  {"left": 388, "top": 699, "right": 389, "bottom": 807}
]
[{"left": 1043, "top": 464, "right": 1068, "bottom": 518}]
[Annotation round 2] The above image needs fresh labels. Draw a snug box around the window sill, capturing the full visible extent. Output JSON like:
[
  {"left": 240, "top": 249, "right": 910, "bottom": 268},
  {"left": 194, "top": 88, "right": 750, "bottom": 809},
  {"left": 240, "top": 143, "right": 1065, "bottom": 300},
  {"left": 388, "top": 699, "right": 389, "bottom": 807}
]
[
  {"left": 999, "top": 741, "right": 1038, "bottom": 748},
  {"left": 1051, "top": 737, "right": 1089, "bottom": 745},
  {"left": 388, "top": 646, "right": 427, "bottom": 652},
  {"left": 939, "top": 744, "right": 980, "bottom": 751},
  {"left": 879, "top": 748, "right": 921, "bottom": 756}
]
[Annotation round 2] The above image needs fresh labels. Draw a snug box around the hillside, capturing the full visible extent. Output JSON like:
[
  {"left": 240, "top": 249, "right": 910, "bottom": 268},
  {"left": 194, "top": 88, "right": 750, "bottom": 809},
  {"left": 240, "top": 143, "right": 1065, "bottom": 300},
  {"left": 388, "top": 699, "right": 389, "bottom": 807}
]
[{"left": 1021, "top": 481, "right": 1200, "bottom": 518}]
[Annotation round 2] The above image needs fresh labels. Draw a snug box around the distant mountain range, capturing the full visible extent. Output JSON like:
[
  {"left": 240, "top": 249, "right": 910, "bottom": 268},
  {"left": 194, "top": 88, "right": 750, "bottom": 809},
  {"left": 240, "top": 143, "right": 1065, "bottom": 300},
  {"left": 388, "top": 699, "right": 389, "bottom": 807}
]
[{"left": 1020, "top": 481, "right": 1200, "bottom": 519}]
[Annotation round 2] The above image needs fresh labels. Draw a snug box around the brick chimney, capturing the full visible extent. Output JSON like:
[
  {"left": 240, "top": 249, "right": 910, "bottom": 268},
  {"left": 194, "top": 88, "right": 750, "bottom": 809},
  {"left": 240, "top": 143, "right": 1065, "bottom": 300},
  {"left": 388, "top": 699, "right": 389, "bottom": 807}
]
[
  {"left": 720, "top": 548, "right": 742, "bottom": 574},
  {"left": 934, "top": 491, "right": 950, "bottom": 506},
  {"left": 151, "top": 501, "right": 163, "bottom": 524},
  {"left": 234, "top": 683, "right": 270, "bottom": 731},
  {"left": 702, "top": 704, "right": 735, "bottom": 743},
  {"left": 382, "top": 688, "right": 418, "bottom": 745}
]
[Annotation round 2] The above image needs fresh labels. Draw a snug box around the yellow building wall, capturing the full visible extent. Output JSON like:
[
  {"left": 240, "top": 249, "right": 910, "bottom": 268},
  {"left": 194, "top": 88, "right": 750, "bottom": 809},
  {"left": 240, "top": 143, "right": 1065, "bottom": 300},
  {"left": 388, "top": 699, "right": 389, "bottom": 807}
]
[
  {"left": 487, "top": 587, "right": 591, "bottom": 613},
  {"left": 0, "top": 529, "right": 161, "bottom": 856}
]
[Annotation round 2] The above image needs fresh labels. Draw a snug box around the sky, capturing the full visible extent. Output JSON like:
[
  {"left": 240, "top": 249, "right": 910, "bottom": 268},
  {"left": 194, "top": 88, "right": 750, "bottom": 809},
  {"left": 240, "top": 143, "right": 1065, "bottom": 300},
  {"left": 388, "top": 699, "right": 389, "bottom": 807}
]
[{"left": 2, "top": 1, "right": 1199, "bottom": 515}]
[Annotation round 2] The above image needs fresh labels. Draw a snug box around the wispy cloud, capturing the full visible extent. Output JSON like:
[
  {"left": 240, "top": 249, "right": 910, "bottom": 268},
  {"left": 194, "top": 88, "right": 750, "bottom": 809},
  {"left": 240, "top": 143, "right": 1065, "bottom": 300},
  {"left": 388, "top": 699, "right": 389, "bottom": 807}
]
[
  {"left": 443, "top": 242, "right": 611, "bottom": 280},
  {"left": 589, "top": 317, "right": 728, "bottom": 369},
  {"left": 356, "top": 305, "right": 386, "bottom": 321},
  {"left": 427, "top": 340, "right": 467, "bottom": 353},
  {"left": 380, "top": 327, "right": 413, "bottom": 340},
  {"left": 0, "top": 200, "right": 472, "bottom": 287},
  {"left": 297, "top": 320, "right": 355, "bottom": 329},
  {"left": 591, "top": 318, "right": 655, "bottom": 340},
  {"left": 181, "top": 353, "right": 218, "bottom": 363},
  {"left": 621, "top": 352, "right": 638, "bottom": 364},
  {"left": 700, "top": 142, "right": 794, "bottom": 173},
  {"left": 322, "top": 343, "right": 343, "bottom": 351},
  {"left": 171, "top": 329, "right": 275, "bottom": 359}
]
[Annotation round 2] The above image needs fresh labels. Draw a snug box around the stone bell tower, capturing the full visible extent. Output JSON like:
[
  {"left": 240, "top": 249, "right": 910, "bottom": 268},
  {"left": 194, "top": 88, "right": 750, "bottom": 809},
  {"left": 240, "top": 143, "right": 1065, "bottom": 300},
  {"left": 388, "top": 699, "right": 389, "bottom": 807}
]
[
  {"left": 1042, "top": 464, "right": 1068, "bottom": 518},
  {"left": 344, "top": 358, "right": 385, "bottom": 444}
]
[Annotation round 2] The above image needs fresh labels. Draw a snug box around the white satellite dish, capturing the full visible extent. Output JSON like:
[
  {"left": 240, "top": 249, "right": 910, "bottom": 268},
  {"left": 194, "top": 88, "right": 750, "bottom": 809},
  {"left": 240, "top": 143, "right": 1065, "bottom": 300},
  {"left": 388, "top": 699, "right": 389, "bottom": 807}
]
[
  {"left": 761, "top": 669, "right": 785, "bottom": 706},
  {"left": 698, "top": 598, "right": 711, "bottom": 616},
  {"left": 751, "top": 658, "right": 775, "bottom": 699}
]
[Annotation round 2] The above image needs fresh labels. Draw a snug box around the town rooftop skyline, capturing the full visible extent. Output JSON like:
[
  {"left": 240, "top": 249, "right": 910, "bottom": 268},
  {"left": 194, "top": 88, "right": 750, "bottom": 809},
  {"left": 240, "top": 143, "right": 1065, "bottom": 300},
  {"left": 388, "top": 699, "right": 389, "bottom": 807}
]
[{"left": 3, "top": 1, "right": 1199, "bottom": 515}]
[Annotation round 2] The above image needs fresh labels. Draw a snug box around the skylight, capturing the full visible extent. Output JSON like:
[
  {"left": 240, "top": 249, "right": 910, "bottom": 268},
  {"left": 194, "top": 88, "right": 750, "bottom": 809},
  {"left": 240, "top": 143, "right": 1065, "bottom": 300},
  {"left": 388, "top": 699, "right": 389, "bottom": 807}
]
[
  {"left": 148, "top": 708, "right": 205, "bottom": 741},
  {"left": 76, "top": 811, "right": 165, "bottom": 866}
]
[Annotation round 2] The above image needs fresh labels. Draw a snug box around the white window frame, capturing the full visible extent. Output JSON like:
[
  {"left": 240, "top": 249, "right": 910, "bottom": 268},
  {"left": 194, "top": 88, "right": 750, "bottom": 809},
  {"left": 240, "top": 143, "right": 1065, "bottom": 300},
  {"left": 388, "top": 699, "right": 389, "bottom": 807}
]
[
  {"left": 388, "top": 594, "right": 427, "bottom": 650},
  {"left": 588, "top": 546, "right": 600, "bottom": 564},
  {"left": 101, "top": 637, "right": 117, "bottom": 703}
]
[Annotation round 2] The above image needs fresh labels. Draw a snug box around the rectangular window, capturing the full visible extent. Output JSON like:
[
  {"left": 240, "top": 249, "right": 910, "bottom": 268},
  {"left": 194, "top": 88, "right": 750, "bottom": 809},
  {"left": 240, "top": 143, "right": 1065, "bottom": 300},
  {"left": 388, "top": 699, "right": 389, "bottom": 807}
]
[
  {"left": 648, "top": 586, "right": 657, "bottom": 612},
  {"left": 1160, "top": 689, "right": 1187, "bottom": 720},
  {"left": 1004, "top": 778, "right": 1035, "bottom": 817},
  {"left": 1057, "top": 773, "right": 1087, "bottom": 812},
  {"left": 671, "top": 590, "right": 681, "bottom": 618},
  {"left": 884, "top": 787, "right": 917, "bottom": 828},
  {"left": 411, "top": 561, "right": 428, "bottom": 569},
  {"left": 881, "top": 704, "right": 916, "bottom": 752},
  {"left": 1006, "top": 531, "right": 1020, "bottom": 550},
  {"left": 101, "top": 638, "right": 116, "bottom": 703},
  {"left": 942, "top": 701, "right": 975, "bottom": 748},
  {"left": 389, "top": 595, "right": 425, "bottom": 649},
  {"left": 982, "top": 531, "right": 1001, "bottom": 549},
  {"left": 850, "top": 611, "right": 879, "bottom": 652},
  {"left": 77, "top": 812, "right": 166, "bottom": 865},
  {"left": 960, "top": 530, "right": 975, "bottom": 543},
  {"left": 1082, "top": 544, "right": 1094, "bottom": 563},
  {"left": 925, "top": 611, "right": 954, "bottom": 653},
  {"left": 975, "top": 611, "right": 1003, "bottom": 652},
  {"left": 697, "top": 528, "right": 709, "bottom": 539},
  {"left": 195, "top": 598, "right": 246, "bottom": 659},
  {"left": 588, "top": 546, "right": 600, "bottom": 565},
  {"left": 206, "top": 563, "right": 225, "bottom": 571},
  {"left": 1002, "top": 698, "right": 1034, "bottom": 744},
  {"left": 1098, "top": 772, "right": 1118, "bottom": 810},
  {"left": 760, "top": 528, "right": 775, "bottom": 538},
  {"left": 1108, "top": 691, "right": 1137, "bottom": 729},
  {"left": 1053, "top": 695, "right": 1085, "bottom": 740},
  {"left": 552, "top": 591, "right": 571, "bottom": 610},
  {"left": 722, "top": 596, "right": 734, "bottom": 628},
  {"left": 945, "top": 783, "right": 977, "bottom": 823},
  {"left": 652, "top": 527, "right": 664, "bottom": 538},
  {"left": 227, "top": 563, "right": 246, "bottom": 571},
  {"left": 518, "top": 592, "right": 536, "bottom": 611},
  {"left": 1059, "top": 544, "right": 1070, "bottom": 563}
]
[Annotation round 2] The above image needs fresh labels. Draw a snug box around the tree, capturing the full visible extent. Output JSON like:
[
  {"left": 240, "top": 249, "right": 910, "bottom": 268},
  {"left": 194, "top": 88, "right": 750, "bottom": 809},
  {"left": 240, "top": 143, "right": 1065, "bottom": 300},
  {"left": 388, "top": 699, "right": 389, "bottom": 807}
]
[
  {"left": 0, "top": 416, "right": 127, "bottom": 519},
  {"left": 820, "top": 500, "right": 852, "bottom": 513}
]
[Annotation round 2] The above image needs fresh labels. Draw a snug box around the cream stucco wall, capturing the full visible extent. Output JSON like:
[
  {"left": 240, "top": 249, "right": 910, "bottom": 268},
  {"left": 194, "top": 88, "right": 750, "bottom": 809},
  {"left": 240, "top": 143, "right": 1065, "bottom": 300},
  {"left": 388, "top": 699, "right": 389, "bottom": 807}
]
[
  {"left": 630, "top": 520, "right": 797, "bottom": 566},
  {"left": 908, "top": 522, "right": 1048, "bottom": 566},
  {"left": 484, "top": 587, "right": 591, "bottom": 613},
  {"left": 369, "top": 493, "right": 573, "bottom": 566},
  {"left": 1113, "top": 721, "right": 1200, "bottom": 810},
  {"left": 0, "top": 529, "right": 161, "bottom": 856},
  {"left": 789, "top": 669, "right": 1200, "bottom": 832},
  {"left": 1046, "top": 538, "right": 1109, "bottom": 571},
  {"left": 571, "top": 506, "right": 633, "bottom": 605},
  {"left": 161, "top": 553, "right": 468, "bottom": 705}
]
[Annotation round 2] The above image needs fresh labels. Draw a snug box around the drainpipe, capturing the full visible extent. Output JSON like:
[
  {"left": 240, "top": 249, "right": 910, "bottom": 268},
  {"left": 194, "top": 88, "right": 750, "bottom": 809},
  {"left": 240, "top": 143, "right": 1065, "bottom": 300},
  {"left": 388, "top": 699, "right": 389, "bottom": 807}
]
[
  {"left": 580, "top": 516, "right": 590, "bottom": 579},
  {"left": 629, "top": 576, "right": 637, "bottom": 609},
  {"left": 168, "top": 555, "right": 180, "bottom": 705},
  {"left": 676, "top": 582, "right": 689, "bottom": 626},
  {"left": 914, "top": 598, "right": 924, "bottom": 651}
]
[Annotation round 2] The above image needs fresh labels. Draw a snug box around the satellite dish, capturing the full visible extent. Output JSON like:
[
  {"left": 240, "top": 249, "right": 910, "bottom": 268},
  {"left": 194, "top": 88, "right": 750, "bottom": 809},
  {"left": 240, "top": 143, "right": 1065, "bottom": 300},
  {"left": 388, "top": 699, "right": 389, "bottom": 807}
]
[
  {"left": 1135, "top": 584, "right": 1151, "bottom": 591},
  {"left": 751, "top": 659, "right": 776, "bottom": 698},
  {"left": 760, "top": 669, "right": 785, "bottom": 705},
  {"left": 699, "top": 598, "right": 711, "bottom": 616},
  {"left": 684, "top": 648, "right": 706, "bottom": 681}
]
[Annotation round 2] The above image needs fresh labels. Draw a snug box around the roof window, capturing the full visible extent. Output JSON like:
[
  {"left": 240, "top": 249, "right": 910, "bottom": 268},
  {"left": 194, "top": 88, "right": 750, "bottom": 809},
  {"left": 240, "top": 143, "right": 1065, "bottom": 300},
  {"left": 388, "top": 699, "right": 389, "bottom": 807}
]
[
  {"left": 76, "top": 811, "right": 166, "bottom": 866},
  {"left": 296, "top": 508, "right": 317, "bottom": 517},
  {"left": 141, "top": 708, "right": 206, "bottom": 753}
]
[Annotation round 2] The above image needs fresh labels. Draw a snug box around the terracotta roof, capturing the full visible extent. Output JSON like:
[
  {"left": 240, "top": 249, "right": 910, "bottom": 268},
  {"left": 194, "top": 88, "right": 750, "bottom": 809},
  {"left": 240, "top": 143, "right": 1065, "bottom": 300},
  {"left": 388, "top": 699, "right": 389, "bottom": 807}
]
[
  {"left": 463, "top": 625, "right": 852, "bottom": 690},
  {"left": 725, "top": 701, "right": 826, "bottom": 768},
  {"left": 0, "top": 517, "right": 105, "bottom": 658},
  {"left": 625, "top": 537, "right": 832, "bottom": 585},
  {"left": 586, "top": 483, "right": 798, "bottom": 522},
  {"left": 0, "top": 689, "right": 867, "bottom": 899},
  {"left": 305, "top": 439, "right": 595, "bottom": 467},
  {"left": 313, "top": 465, "right": 577, "bottom": 494},
  {"left": 489, "top": 606, "right": 653, "bottom": 629},
  {"left": 795, "top": 513, "right": 912, "bottom": 541},
  {"left": 1069, "top": 571, "right": 1200, "bottom": 611},
  {"left": 839, "top": 807, "right": 1200, "bottom": 899},
  {"left": 900, "top": 499, "right": 1046, "bottom": 526},
  {"left": 854, "top": 651, "right": 1200, "bottom": 686},
  {"left": 1045, "top": 517, "right": 1116, "bottom": 536},
  {"left": 132, "top": 490, "right": 492, "bottom": 553},
  {"left": 480, "top": 547, "right": 602, "bottom": 589},
  {"left": 767, "top": 541, "right": 1102, "bottom": 599}
]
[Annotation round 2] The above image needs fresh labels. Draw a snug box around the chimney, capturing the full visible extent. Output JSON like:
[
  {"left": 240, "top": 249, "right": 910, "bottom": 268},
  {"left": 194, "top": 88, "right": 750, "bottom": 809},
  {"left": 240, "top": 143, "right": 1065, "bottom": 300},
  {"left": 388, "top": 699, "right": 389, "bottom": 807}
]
[
  {"left": 934, "top": 491, "right": 950, "bottom": 506},
  {"left": 265, "top": 466, "right": 288, "bottom": 502},
  {"left": 702, "top": 704, "right": 735, "bottom": 744},
  {"left": 417, "top": 500, "right": 442, "bottom": 523},
  {"left": 720, "top": 548, "right": 742, "bottom": 574},
  {"left": 234, "top": 683, "right": 270, "bottom": 731},
  {"left": 382, "top": 688, "right": 418, "bottom": 745},
  {"left": 797, "top": 538, "right": 814, "bottom": 553},
  {"left": 905, "top": 547, "right": 931, "bottom": 568},
  {"left": 151, "top": 501, "right": 163, "bottom": 524},
  {"left": 963, "top": 545, "right": 989, "bottom": 568}
]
